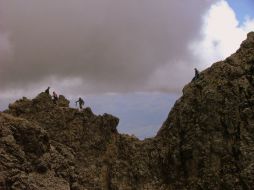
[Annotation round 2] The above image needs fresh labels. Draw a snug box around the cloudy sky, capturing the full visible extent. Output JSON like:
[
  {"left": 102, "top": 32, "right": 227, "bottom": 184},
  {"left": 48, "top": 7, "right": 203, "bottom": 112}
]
[{"left": 0, "top": 0, "right": 254, "bottom": 139}]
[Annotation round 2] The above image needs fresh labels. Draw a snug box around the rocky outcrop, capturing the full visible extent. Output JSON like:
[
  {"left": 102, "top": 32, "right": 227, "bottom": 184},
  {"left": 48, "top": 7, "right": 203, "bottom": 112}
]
[
  {"left": 0, "top": 32, "right": 254, "bottom": 189},
  {"left": 0, "top": 113, "right": 69, "bottom": 190},
  {"left": 155, "top": 31, "right": 254, "bottom": 189},
  {"left": 3, "top": 92, "right": 120, "bottom": 189}
]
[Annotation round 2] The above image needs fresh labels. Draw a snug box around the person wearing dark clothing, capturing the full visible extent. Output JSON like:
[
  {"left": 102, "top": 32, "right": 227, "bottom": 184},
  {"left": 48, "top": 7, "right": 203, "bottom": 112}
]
[
  {"left": 45, "top": 87, "right": 50, "bottom": 94},
  {"left": 52, "top": 91, "right": 58, "bottom": 104},
  {"left": 195, "top": 68, "right": 199, "bottom": 78},
  {"left": 192, "top": 68, "right": 200, "bottom": 81},
  {"left": 76, "top": 97, "right": 85, "bottom": 109}
]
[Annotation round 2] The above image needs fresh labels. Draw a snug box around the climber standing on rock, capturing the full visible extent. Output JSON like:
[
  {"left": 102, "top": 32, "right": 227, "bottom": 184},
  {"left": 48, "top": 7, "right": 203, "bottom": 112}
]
[
  {"left": 45, "top": 86, "right": 50, "bottom": 95},
  {"left": 76, "top": 97, "right": 85, "bottom": 110},
  {"left": 192, "top": 68, "right": 200, "bottom": 81},
  {"left": 52, "top": 91, "right": 58, "bottom": 105}
]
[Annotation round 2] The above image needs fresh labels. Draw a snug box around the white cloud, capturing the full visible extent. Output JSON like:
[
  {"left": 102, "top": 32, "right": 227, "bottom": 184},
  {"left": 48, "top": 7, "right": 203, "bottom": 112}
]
[
  {"left": 190, "top": 0, "right": 254, "bottom": 70},
  {"left": 2, "top": 0, "right": 253, "bottom": 96},
  {"left": 146, "top": 0, "right": 254, "bottom": 93}
]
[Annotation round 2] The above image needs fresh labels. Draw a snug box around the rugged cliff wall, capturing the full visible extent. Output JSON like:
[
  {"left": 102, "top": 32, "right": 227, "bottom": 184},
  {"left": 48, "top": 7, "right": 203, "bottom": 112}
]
[
  {"left": 0, "top": 32, "right": 254, "bottom": 190},
  {"left": 156, "top": 32, "right": 254, "bottom": 190}
]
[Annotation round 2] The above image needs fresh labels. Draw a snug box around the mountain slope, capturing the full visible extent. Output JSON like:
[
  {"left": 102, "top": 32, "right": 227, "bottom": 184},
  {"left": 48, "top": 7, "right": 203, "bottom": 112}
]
[
  {"left": 156, "top": 31, "right": 254, "bottom": 189},
  {"left": 0, "top": 32, "right": 254, "bottom": 190}
]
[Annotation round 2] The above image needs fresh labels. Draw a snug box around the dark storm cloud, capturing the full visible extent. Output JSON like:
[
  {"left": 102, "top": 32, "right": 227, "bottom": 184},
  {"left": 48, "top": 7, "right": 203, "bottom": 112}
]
[{"left": 0, "top": 0, "right": 216, "bottom": 94}]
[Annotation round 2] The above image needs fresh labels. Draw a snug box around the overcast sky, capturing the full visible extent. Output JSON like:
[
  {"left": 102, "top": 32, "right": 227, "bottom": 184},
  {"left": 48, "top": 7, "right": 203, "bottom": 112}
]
[
  {"left": 0, "top": 0, "right": 215, "bottom": 94},
  {"left": 0, "top": 0, "right": 254, "bottom": 138}
]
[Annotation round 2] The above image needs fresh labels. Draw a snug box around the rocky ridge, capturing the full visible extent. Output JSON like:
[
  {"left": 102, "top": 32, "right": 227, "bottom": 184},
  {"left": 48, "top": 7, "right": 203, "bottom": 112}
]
[{"left": 0, "top": 32, "right": 254, "bottom": 189}]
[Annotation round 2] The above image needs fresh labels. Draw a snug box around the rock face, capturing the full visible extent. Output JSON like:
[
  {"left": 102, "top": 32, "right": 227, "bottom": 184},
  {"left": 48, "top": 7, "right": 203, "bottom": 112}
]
[
  {"left": 0, "top": 32, "right": 254, "bottom": 189},
  {"left": 156, "top": 32, "right": 254, "bottom": 190}
]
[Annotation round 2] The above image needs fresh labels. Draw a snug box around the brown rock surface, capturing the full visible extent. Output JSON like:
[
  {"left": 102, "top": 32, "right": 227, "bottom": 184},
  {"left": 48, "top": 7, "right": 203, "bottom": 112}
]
[{"left": 0, "top": 32, "right": 254, "bottom": 189}]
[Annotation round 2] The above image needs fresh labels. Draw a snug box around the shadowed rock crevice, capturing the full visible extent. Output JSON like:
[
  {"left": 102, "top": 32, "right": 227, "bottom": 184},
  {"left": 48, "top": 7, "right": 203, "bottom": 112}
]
[{"left": 0, "top": 32, "right": 254, "bottom": 189}]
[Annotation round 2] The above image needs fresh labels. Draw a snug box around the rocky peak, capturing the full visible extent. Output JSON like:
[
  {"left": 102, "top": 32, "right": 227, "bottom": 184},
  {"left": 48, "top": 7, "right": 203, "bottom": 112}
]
[
  {"left": 242, "top": 31, "right": 254, "bottom": 47},
  {"left": 155, "top": 32, "right": 254, "bottom": 189}
]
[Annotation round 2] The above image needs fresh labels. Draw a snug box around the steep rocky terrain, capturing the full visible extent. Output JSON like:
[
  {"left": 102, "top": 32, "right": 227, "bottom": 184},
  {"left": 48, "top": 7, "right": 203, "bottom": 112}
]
[{"left": 0, "top": 32, "right": 254, "bottom": 190}]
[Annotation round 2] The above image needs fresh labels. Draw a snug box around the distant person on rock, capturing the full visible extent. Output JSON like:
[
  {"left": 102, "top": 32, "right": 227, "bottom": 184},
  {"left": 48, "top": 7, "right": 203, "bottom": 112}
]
[
  {"left": 45, "top": 87, "right": 50, "bottom": 95},
  {"left": 76, "top": 97, "right": 85, "bottom": 109},
  {"left": 192, "top": 68, "right": 200, "bottom": 81},
  {"left": 52, "top": 91, "right": 58, "bottom": 104}
]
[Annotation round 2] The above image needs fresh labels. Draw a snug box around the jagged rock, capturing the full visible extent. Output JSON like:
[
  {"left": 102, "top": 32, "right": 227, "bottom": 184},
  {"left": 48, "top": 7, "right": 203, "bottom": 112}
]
[
  {"left": 156, "top": 31, "right": 254, "bottom": 189},
  {"left": 0, "top": 32, "right": 254, "bottom": 189},
  {"left": 58, "top": 95, "right": 70, "bottom": 107},
  {"left": 0, "top": 113, "right": 70, "bottom": 189}
]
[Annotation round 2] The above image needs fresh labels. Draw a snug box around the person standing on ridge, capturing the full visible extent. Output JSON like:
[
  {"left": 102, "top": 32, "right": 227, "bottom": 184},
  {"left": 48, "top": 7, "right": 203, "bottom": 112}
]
[
  {"left": 192, "top": 68, "right": 200, "bottom": 81},
  {"left": 45, "top": 86, "right": 50, "bottom": 94},
  {"left": 195, "top": 68, "right": 199, "bottom": 79},
  {"left": 52, "top": 91, "right": 58, "bottom": 104},
  {"left": 76, "top": 97, "right": 85, "bottom": 109}
]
